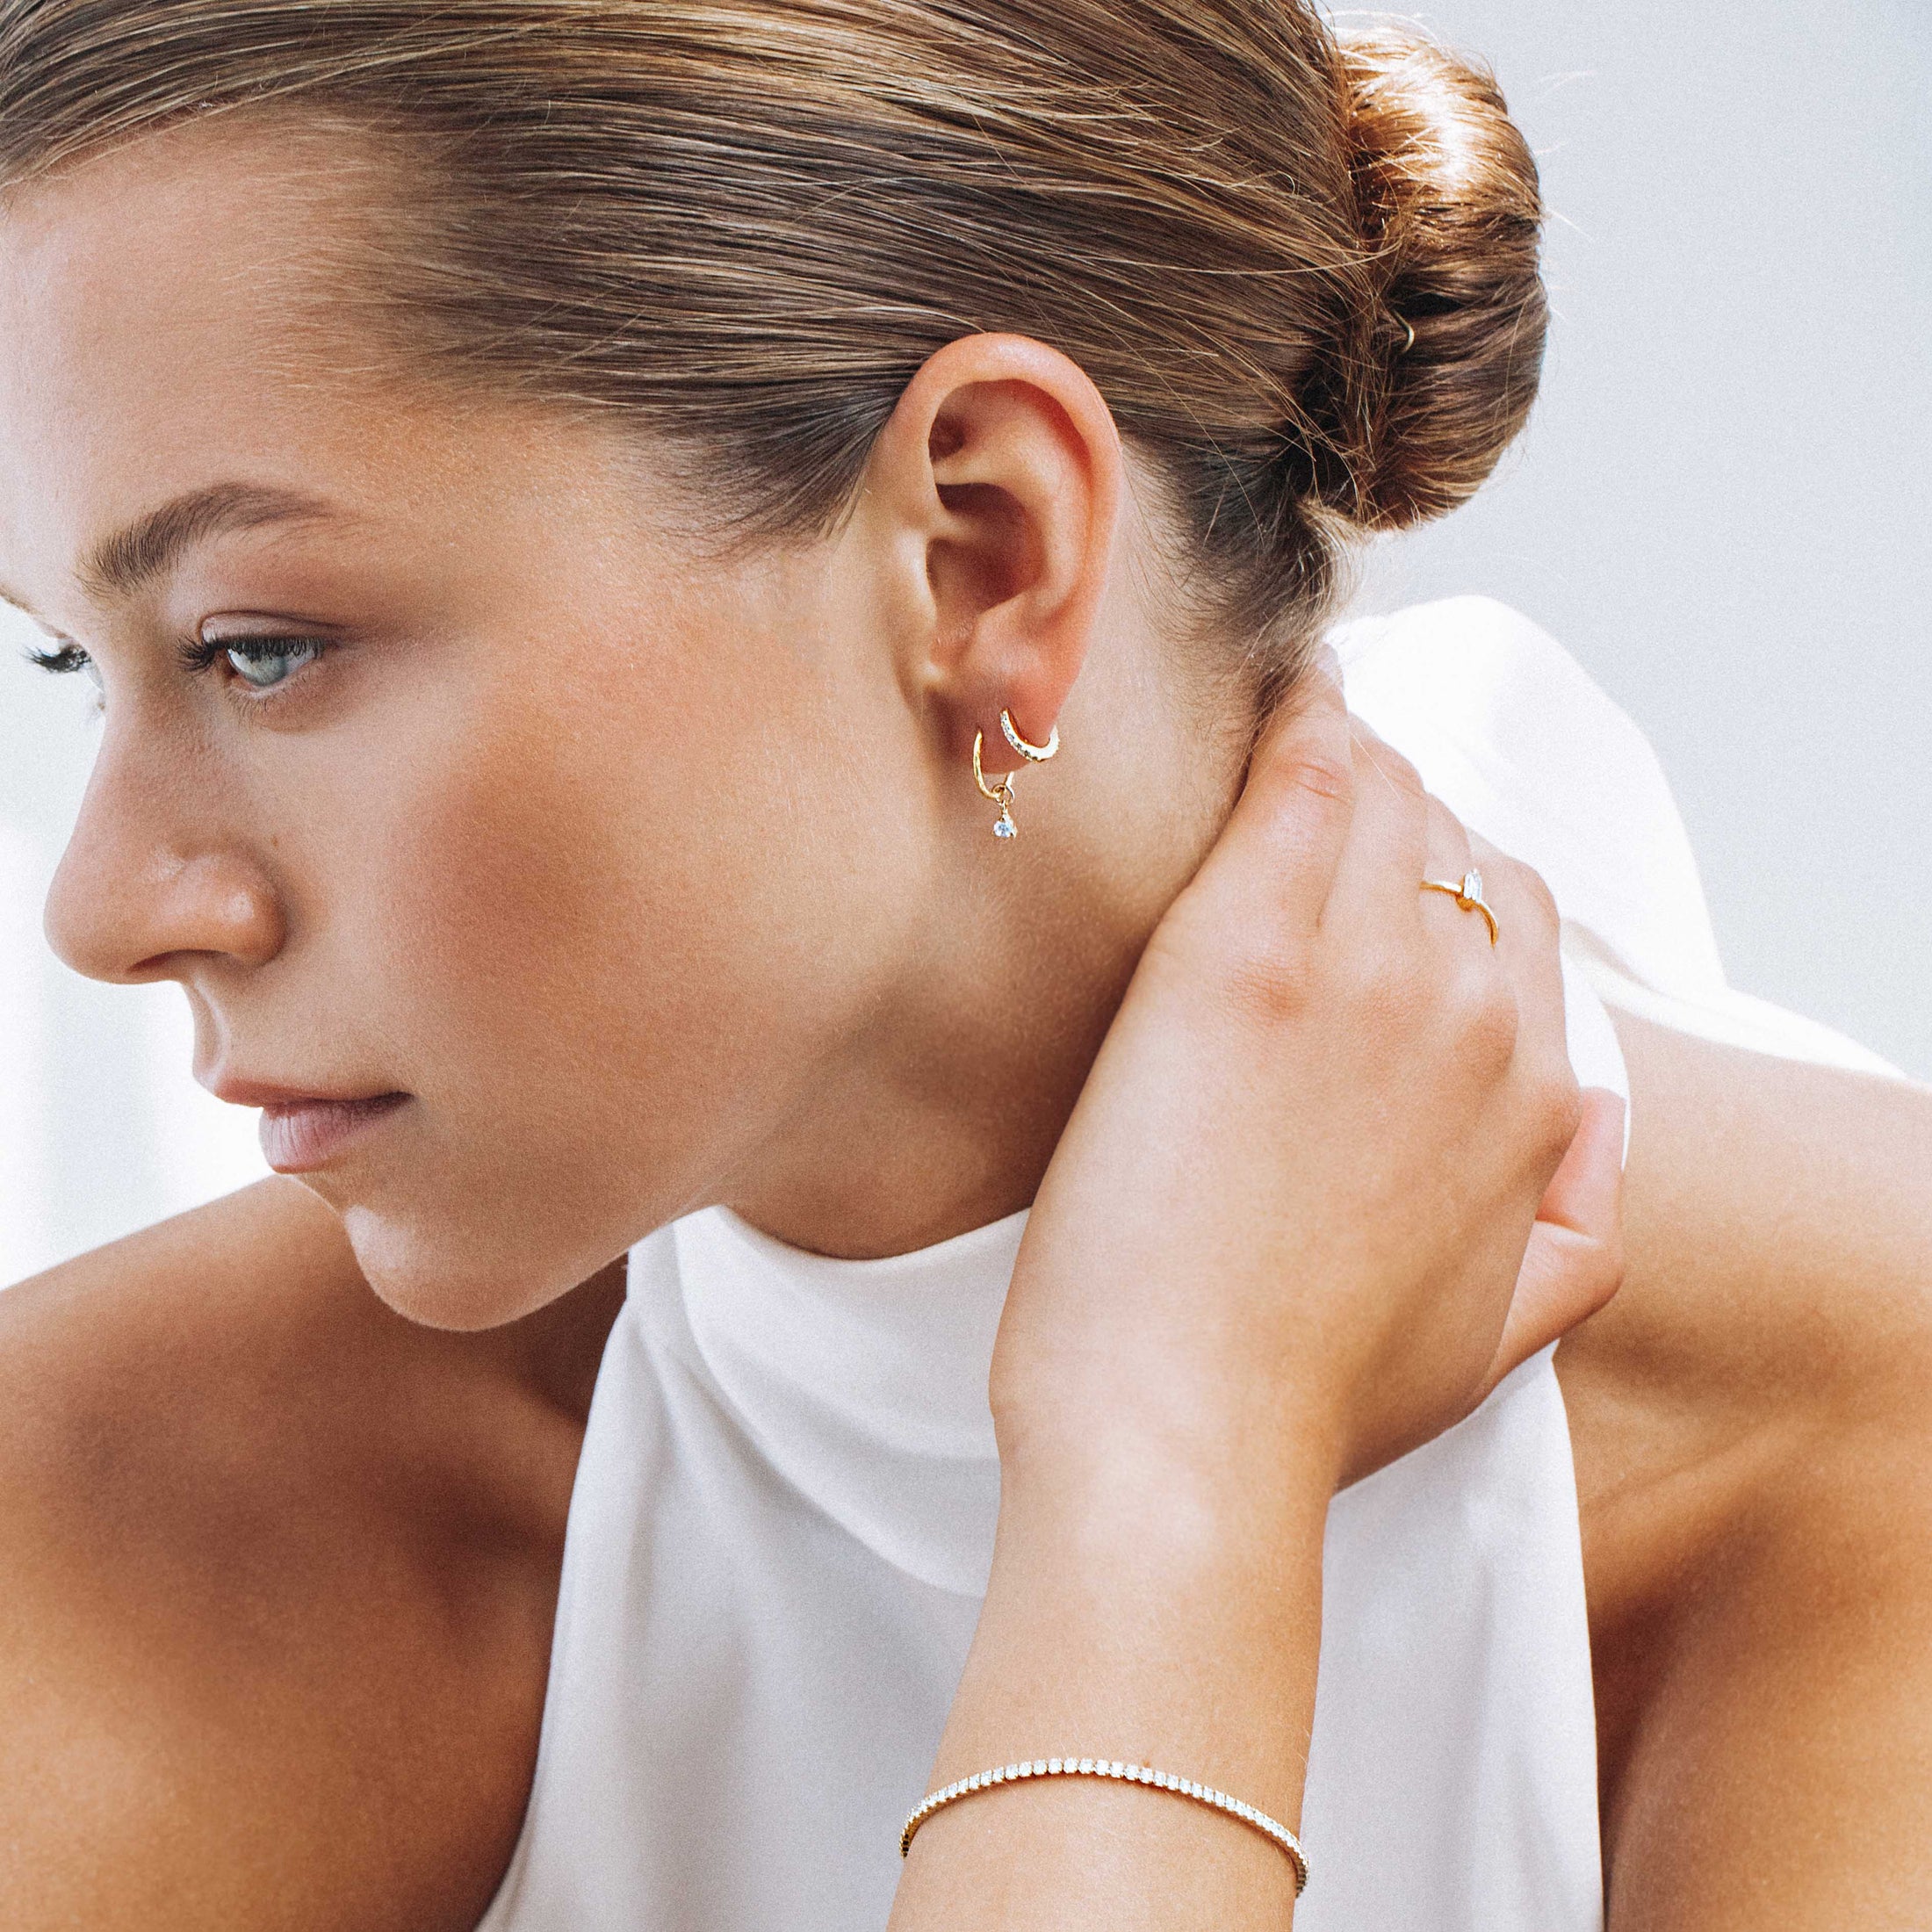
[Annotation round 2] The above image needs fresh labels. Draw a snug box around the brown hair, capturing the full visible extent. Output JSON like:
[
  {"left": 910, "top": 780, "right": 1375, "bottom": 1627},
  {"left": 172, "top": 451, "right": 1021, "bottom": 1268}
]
[{"left": 0, "top": 0, "right": 1546, "bottom": 696}]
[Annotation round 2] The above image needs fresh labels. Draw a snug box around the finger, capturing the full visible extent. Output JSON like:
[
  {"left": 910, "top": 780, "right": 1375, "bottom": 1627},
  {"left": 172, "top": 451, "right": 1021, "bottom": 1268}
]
[
  {"left": 1417, "top": 791, "right": 1478, "bottom": 940},
  {"left": 1184, "top": 656, "right": 1356, "bottom": 941},
  {"left": 1466, "top": 836, "right": 1573, "bottom": 1123},
  {"left": 1534, "top": 1086, "right": 1627, "bottom": 1236},
  {"left": 1320, "top": 715, "right": 1430, "bottom": 932},
  {"left": 1467, "top": 832, "right": 1560, "bottom": 963},
  {"left": 1481, "top": 1088, "right": 1627, "bottom": 1390},
  {"left": 1421, "top": 790, "right": 1473, "bottom": 883}
]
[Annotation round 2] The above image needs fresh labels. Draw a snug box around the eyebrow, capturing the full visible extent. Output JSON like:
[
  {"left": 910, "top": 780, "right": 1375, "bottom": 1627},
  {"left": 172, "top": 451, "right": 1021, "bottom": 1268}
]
[{"left": 0, "top": 480, "right": 342, "bottom": 620}]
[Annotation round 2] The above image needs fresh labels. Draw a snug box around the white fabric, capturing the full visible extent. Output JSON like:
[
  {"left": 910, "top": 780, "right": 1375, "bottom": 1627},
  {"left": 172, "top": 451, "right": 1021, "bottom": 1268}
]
[
  {"left": 1334, "top": 598, "right": 1901, "bottom": 1082},
  {"left": 476, "top": 595, "right": 1894, "bottom": 1932}
]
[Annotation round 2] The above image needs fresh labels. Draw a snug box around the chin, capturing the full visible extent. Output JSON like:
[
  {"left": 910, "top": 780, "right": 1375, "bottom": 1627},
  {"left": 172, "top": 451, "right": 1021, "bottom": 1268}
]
[{"left": 335, "top": 1198, "right": 587, "bottom": 1330}]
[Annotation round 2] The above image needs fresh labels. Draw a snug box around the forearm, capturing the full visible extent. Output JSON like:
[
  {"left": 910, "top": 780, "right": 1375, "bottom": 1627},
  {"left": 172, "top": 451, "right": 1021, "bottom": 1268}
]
[
  {"left": 883, "top": 687, "right": 1617, "bottom": 1929},
  {"left": 889, "top": 1443, "right": 1330, "bottom": 1930}
]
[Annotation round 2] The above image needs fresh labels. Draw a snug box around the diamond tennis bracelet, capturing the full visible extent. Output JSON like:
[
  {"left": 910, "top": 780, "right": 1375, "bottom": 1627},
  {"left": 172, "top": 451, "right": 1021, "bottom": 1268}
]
[{"left": 898, "top": 1755, "right": 1308, "bottom": 1896}]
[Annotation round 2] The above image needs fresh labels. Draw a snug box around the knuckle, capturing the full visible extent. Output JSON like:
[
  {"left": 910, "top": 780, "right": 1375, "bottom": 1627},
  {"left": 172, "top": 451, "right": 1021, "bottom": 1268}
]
[
  {"left": 1458, "top": 973, "right": 1521, "bottom": 1076},
  {"left": 1573, "top": 1221, "right": 1627, "bottom": 1316},
  {"left": 1216, "top": 931, "right": 1321, "bottom": 1027},
  {"left": 1288, "top": 753, "right": 1353, "bottom": 809},
  {"left": 1497, "top": 854, "right": 1561, "bottom": 932},
  {"left": 1522, "top": 866, "right": 1561, "bottom": 931},
  {"left": 1424, "top": 794, "right": 1472, "bottom": 844},
  {"left": 1246, "top": 739, "right": 1353, "bottom": 828},
  {"left": 1366, "top": 739, "right": 1427, "bottom": 798}
]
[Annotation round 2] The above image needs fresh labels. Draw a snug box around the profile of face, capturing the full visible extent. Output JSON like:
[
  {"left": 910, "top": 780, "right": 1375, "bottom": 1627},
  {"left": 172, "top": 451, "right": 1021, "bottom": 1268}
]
[{"left": 0, "top": 117, "right": 1231, "bottom": 1323}]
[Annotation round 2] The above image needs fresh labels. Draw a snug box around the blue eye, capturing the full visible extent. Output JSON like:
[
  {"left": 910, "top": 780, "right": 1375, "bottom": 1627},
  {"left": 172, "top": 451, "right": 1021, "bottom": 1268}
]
[{"left": 221, "top": 638, "right": 326, "bottom": 689}]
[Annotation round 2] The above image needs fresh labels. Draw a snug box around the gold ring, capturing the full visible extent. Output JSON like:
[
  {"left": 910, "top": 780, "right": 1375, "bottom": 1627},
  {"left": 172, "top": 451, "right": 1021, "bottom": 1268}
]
[{"left": 1420, "top": 868, "right": 1500, "bottom": 945}]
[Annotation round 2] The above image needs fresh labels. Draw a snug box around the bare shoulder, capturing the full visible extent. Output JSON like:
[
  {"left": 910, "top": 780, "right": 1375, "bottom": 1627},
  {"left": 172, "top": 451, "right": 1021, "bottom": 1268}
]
[
  {"left": 1559, "top": 1013, "right": 1932, "bottom": 1927},
  {"left": 0, "top": 1179, "right": 624, "bottom": 1931},
  {"left": 1561, "top": 1012, "right": 1932, "bottom": 1502}
]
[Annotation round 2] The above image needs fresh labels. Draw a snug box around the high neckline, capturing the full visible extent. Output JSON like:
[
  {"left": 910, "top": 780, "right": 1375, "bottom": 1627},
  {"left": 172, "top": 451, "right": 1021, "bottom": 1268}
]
[{"left": 667, "top": 1201, "right": 1030, "bottom": 1595}]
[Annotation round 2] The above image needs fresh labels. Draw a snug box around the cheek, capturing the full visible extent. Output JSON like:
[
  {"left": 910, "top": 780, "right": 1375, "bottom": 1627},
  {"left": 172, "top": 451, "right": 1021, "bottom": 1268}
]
[
  {"left": 306, "top": 611, "right": 926, "bottom": 1308},
  {"left": 354, "top": 688, "right": 794, "bottom": 1175}
]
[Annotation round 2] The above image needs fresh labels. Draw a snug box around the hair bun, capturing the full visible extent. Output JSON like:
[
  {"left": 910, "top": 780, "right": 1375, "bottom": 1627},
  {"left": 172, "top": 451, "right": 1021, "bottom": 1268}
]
[{"left": 1321, "top": 26, "right": 1547, "bottom": 531}]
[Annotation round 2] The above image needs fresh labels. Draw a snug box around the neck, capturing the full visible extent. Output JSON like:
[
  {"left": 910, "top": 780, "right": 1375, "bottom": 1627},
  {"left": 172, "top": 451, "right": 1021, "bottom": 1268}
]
[{"left": 718, "top": 674, "right": 1252, "bottom": 1259}]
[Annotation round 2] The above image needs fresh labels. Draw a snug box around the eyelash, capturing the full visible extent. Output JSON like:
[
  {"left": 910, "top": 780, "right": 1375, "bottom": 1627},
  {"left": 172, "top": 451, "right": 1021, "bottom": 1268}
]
[
  {"left": 25, "top": 641, "right": 90, "bottom": 676},
  {"left": 25, "top": 634, "right": 333, "bottom": 692},
  {"left": 177, "top": 634, "right": 331, "bottom": 684}
]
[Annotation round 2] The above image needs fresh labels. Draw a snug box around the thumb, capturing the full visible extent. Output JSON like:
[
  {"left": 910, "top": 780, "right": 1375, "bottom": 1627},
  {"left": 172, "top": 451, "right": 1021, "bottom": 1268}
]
[{"left": 1481, "top": 1087, "right": 1628, "bottom": 1394}]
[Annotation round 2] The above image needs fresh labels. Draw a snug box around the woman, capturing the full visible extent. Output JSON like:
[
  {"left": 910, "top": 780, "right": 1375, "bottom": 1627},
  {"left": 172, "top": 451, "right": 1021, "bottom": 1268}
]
[{"left": 0, "top": 3, "right": 1927, "bottom": 1928}]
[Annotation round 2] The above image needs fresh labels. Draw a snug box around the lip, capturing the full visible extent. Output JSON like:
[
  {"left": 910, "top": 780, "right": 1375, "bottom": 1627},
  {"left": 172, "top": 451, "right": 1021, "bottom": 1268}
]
[{"left": 206, "top": 1081, "right": 411, "bottom": 1173}]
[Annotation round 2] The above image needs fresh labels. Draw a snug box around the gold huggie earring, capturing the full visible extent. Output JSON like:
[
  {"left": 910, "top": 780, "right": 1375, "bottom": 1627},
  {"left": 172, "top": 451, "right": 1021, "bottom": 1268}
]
[
  {"left": 1000, "top": 707, "right": 1059, "bottom": 762},
  {"left": 974, "top": 709, "right": 1060, "bottom": 840},
  {"left": 973, "top": 730, "right": 1020, "bottom": 840}
]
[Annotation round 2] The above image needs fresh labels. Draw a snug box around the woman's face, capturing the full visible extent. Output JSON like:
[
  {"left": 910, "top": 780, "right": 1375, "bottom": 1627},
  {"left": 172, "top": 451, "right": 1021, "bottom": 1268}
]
[
  {"left": 0, "top": 117, "right": 1229, "bottom": 1323},
  {"left": 0, "top": 120, "right": 998, "bottom": 1323}
]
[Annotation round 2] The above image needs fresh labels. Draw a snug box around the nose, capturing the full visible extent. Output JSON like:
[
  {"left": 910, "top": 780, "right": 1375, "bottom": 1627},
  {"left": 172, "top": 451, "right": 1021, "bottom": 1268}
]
[{"left": 43, "top": 724, "right": 286, "bottom": 984}]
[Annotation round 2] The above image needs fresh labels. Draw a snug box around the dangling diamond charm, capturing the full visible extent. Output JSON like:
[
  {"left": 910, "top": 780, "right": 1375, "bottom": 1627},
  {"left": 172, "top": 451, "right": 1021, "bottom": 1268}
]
[{"left": 973, "top": 728, "right": 1022, "bottom": 840}]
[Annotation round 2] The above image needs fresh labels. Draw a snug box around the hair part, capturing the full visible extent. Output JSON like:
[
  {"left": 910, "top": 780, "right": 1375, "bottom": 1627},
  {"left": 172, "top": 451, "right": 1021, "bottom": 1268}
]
[{"left": 0, "top": 0, "right": 1547, "bottom": 700}]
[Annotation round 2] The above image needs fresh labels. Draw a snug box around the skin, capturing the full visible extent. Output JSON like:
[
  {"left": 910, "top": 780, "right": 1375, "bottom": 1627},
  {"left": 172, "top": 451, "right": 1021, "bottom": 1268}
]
[
  {"left": 8, "top": 120, "right": 1286, "bottom": 1314},
  {"left": 896, "top": 668, "right": 1626, "bottom": 1928},
  {"left": 2, "top": 113, "right": 1929, "bottom": 1928},
  {"left": 1562, "top": 1023, "right": 1932, "bottom": 1925}
]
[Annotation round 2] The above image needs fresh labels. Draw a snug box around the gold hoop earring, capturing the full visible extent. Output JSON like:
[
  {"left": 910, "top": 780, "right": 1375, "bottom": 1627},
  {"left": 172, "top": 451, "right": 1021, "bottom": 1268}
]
[
  {"left": 1000, "top": 708, "right": 1059, "bottom": 761},
  {"left": 972, "top": 731, "right": 1020, "bottom": 839}
]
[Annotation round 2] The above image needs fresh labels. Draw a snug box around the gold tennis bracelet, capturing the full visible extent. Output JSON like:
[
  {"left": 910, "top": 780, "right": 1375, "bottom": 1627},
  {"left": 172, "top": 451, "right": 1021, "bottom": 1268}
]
[{"left": 898, "top": 1755, "right": 1308, "bottom": 1895}]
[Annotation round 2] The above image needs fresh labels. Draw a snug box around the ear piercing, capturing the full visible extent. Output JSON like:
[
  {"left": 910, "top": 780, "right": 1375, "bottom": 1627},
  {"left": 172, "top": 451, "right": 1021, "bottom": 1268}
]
[{"left": 972, "top": 707, "right": 1060, "bottom": 839}]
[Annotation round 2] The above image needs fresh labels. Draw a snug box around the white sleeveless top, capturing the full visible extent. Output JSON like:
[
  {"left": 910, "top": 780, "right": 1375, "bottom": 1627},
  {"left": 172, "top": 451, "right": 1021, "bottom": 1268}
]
[{"left": 476, "top": 597, "right": 1897, "bottom": 1932}]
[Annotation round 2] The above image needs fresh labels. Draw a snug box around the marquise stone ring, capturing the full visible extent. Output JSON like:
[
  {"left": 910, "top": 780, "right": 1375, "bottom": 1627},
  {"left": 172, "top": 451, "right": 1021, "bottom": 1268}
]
[{"left": 1420, "top": 868, "right": 1501, "bottom": 945}]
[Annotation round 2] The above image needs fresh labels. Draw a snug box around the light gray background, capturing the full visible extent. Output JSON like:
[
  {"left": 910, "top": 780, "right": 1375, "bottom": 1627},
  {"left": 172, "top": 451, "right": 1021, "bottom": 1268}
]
[
  {"left": 3, "top": 1, "right": 1928, "bottom": 1281},
  {"left": 1353, "top": 0, "right": 1931, "bottom": 1067}
]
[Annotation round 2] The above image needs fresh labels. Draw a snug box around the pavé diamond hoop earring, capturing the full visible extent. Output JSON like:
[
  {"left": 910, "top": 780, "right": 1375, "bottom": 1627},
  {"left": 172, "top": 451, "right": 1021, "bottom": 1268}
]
[
  {"left": 973, "top": 709, "right": 1060, "bottom": 840},
  {"left": 1000, "top": 707, "right": 1059, "bottom": 762}
]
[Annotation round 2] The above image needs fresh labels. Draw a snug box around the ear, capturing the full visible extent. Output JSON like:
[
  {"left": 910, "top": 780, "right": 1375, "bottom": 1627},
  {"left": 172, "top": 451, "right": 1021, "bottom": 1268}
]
[{"left": 862, "top": 333, "right": 1123, "bottom": 778}]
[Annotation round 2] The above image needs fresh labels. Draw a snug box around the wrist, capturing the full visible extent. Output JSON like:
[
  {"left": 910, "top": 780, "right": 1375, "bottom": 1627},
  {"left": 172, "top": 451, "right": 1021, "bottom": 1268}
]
[
  {"left": 991, "top": 1354, "right": 1351, "bottom": 1533},
  {"left": 932, "top": 1432, "right": 1331, "bottom": 1833},
  {"left": 993, "top": 1423, "right": 1334, "bottom": 1614}
]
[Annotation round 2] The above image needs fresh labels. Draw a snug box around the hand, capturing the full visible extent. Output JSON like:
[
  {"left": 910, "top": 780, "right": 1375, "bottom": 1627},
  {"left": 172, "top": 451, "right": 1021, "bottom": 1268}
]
[
  {"left": 898, "top": 660, "right": 1623, "bottom": 1926},
  {"left": 991, "top": 652, "right": 1625, "bottom": 1499}
]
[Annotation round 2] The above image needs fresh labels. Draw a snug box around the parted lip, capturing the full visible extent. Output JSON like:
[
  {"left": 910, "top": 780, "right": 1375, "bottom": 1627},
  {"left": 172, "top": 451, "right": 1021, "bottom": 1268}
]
[{"left": 248, "top": 1090, "right": 413, "bottom": 1175}]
